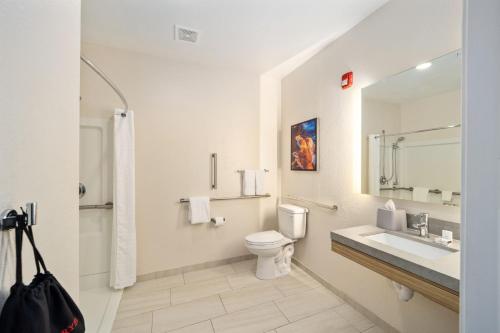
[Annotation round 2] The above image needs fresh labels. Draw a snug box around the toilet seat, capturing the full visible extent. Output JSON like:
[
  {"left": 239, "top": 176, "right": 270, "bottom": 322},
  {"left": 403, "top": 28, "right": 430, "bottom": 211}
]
[{"left": 245, "top": 231, "right": 290, "bottom": 248}]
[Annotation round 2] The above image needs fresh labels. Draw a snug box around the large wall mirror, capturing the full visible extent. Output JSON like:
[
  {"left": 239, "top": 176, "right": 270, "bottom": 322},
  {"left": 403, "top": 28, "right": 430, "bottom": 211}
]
[{"left": 361, "top": 50, "right": 461, "bottom": 206}]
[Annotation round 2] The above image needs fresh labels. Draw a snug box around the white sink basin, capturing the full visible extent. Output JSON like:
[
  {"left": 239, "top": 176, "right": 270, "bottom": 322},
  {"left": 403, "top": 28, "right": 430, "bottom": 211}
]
[{"left": 365, "top": 232, "right": 455, "bottom": 260}]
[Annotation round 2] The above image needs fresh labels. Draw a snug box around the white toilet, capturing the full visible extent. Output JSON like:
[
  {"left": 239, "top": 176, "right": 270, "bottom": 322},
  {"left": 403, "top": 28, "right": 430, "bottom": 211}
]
[{"left": 244, "top": 204, "right": 308, "bottom": 279}]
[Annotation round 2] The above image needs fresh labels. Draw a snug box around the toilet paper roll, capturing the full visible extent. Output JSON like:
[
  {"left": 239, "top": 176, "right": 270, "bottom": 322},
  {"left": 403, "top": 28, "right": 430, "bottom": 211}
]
[{"left": 211, "top": 217, "right": 226, "bottom": 227}]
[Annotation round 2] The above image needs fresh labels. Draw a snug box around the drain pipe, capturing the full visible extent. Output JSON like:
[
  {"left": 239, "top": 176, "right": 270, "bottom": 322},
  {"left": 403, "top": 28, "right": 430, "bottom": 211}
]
[{"left": 392, "top": 281, "right": 414, "bottom": 301}]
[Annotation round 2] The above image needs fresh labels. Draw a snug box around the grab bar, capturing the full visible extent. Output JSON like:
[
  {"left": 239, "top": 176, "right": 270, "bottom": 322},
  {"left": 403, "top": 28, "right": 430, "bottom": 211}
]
[
  {"left": 379, "top": 187, "right": 460, "bottom": 196},
  {"left": 79, "top": 202, "right": 113, "bottom": 210},
  {"left": 211, "top": 153, "right": 217, "bottom": 190},
  {"left": 179, "top": 194, "right": 271, "bottom": 203},
  {"left": 284, "top": 195, "right": 338, "bottom": 211}
]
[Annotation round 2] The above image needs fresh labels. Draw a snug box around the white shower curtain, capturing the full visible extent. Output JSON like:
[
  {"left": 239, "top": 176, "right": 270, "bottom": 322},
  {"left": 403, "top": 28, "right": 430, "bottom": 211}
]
[
  {"left": 368, "top": 135, "right": 380, "bottom": 196},
  {"left": 110, "top": 109, "right": 136, "bottom": 289}
]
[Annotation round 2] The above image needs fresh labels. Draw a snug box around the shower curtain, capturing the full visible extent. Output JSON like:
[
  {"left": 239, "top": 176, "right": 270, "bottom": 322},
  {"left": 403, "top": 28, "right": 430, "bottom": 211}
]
[
  {"left": 0, "top": 231, "right": 14, "bottom": 310},
  {"left": 368, "top": 135, "right": 380, "bottom": 196},
  {"left": 110, "top": 109, "right": 136, "bottom": 289}
]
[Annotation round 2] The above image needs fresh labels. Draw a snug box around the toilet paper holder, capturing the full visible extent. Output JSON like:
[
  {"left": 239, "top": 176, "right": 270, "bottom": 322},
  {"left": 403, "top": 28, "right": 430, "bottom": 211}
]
[{"left": 211, "top": 217, "right": 226, "bottom": 226}]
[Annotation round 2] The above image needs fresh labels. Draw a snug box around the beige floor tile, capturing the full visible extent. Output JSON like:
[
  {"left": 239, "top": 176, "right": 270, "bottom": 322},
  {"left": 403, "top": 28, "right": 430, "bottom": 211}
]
[
  {"left": 363, "top": 326, "right": 387, "bottom": 333},
  {"left": 171, "top": 277, "right": 231, "bottom": 305},
  {"left": 275, "top": 288, "right": 343, "bottom": 322},
  {"left": 272, "top": 274, "right": 321, "bottom": 296},
  {"left": 334, "top": 304, "right": 374, "bottom": 332},
  {"left": 184, "top": 265, "right": 236, "bottom": 284},
  {"left": 124, "top": 274, "right": 184, "bottom": 296},
  {"left": 220, "top": 283, "right": 284, "bottom": 313},
  {"left": 231, "top": 259, "right": 257, "bottom": 273},
  {"left": 211, "top": 302, "right": 288, "bottom": 333},
  {"left": 112, "top": 323, "right": 152, "bottom": 333},
  {"left": 152, "top": 296, "right": 225, "bottom": 332},
  {"left": 113, "top": 312, "right": 152, "bottom": 331},
  {"left": 226, "top": 270, "right": 269, "bottom": 289},
  {"left": 117, "top": 289, "right": 171, "bottom": 319},
  {"left": 169, "top": 320, "right": 214, "bottom": 333},
  {"left": 275, "top": 307, "right": 356, "bottom": 333}
]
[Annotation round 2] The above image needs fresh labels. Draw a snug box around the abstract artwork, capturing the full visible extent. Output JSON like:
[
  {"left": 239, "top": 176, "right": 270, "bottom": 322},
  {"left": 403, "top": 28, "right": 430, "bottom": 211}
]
[{"left": 291, "top": 118, "right": 318, "bottom": 171}]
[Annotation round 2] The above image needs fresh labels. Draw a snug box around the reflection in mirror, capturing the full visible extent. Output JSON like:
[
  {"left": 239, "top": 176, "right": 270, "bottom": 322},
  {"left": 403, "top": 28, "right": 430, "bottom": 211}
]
[{"left": 362, "top": 50, "right": 461, "bottom": 206}]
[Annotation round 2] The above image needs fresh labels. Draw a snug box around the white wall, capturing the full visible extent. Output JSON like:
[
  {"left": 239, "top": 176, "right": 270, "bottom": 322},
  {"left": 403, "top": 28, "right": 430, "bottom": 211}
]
[
  {"left": 0, "top": 0, "right": 81, "bottom": 299},
  {"left": 281, "top": 1, "right": 461, "bottom": 332},
  {"left": 461, "top": 0, "right": 500, "bottom": 331},
  {"left": 400, "top": 89, "right": 461, "bottom": 138},
  {"left": 81, "top": 43, "right": 272, "bottom": 276}
]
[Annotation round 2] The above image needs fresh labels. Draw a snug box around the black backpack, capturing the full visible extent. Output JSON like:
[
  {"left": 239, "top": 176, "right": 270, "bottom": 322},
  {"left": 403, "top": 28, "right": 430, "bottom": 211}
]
[{"left": 0, "top": 223, "right": 85, "bottom": 333}]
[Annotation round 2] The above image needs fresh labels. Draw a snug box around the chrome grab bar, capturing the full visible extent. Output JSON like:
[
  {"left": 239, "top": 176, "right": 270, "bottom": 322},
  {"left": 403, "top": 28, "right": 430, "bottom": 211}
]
[
  {"left": 379, "top": 187, "right": 460, "bottom": 196},
  {"left": 179, "top": 194, "right": 271, "bottom": 203},
  {"left": 284, "top": 195, "right": 338, "bottom": 211},
  {"left": 211, "top": 153, "right": 217, "bottom": 190},
  {"left": 79, "top": 202, "right": 113, "bottom": 210}
]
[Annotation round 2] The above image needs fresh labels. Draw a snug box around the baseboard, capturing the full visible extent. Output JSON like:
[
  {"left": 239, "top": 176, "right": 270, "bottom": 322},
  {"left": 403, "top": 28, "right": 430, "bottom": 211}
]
[
  {"left": 292, "top": 257, "right": 400, "bottom": 333},
  {"left": 137, "top": 254, "right": 256, "bottom": 282}
]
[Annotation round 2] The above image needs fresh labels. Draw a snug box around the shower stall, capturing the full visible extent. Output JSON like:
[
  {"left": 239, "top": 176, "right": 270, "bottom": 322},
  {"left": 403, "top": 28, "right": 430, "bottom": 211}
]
[
  {"left": 79, "top": 118, "right": 122, "bottom": 333},
  {"left": 79, "top": 56, "right": 133, "bottom": 333}
]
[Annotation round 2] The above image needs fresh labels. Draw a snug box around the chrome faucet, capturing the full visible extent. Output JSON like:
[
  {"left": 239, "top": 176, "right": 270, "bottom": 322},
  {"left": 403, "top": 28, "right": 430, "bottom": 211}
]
[{"left": 413, "top": 213, "right": 429, "bottom": 237}]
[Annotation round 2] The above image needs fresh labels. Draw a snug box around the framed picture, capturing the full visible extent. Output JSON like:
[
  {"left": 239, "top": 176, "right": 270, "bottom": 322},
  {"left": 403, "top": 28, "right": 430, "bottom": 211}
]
[{"left": 291, "top": 118, "right": 318, "bottom": 171}]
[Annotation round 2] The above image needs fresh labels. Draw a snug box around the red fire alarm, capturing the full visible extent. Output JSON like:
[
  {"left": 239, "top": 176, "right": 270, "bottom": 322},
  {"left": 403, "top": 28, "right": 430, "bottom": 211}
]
[{"left": 341, "top": 71, "right": 353, "bottom": 90}]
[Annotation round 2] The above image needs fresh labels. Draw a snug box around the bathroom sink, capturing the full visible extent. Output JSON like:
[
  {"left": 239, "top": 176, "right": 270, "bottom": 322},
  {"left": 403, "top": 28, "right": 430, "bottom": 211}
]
[{"left": 365, "top": 232, "right": 456, "bottom": 260}]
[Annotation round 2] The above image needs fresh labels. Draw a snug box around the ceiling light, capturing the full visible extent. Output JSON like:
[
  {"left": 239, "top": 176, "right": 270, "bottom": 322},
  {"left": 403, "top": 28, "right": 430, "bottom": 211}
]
[{"left": 415, "top": 62, "right": 432, "bottom": 70}]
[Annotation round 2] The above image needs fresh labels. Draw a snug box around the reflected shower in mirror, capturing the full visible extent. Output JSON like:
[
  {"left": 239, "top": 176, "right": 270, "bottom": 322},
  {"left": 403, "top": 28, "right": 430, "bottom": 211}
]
[{"left": 361, "top": 50, "right": 461, "bottom": 206}]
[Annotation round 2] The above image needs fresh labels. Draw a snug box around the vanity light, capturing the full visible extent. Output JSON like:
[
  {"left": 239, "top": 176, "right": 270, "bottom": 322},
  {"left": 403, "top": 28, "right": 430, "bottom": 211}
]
[{"left": 415, "top": 62, "right": 432, "bottom": 70}]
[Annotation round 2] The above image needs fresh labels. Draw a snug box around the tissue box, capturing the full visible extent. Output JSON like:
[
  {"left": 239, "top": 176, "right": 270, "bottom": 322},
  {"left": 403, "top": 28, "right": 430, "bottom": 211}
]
[{"left": 376, "top": 208, "right": 407, "bottom": 231}]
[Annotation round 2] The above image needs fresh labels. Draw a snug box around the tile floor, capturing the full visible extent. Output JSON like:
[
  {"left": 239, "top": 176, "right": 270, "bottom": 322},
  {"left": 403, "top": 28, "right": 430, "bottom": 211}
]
[{"left": 112, "top": 259, "right": 386, "bottom": 333}]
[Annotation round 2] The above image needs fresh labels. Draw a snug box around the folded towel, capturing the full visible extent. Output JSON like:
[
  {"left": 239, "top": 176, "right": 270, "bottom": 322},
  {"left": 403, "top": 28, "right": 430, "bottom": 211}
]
[
  {"left": 242, "top": 170, "right": 256, "bottom": 196},
  {"left": 412, "top": 187, "right": 429, "bottom": 202},
  {"left": 189, "top": 197, "right": 210, "bottom": 224},
  {"left": 255, "top": 170, "right": 266, "bottom": 195},
  {"left": 441, "top": 190, "right": 453, "bottom": 202}
]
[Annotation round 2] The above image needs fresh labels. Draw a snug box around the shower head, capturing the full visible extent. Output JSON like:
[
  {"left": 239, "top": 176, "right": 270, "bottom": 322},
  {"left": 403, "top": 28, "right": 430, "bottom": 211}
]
[{"left": 392, "top": 136, "right": 405, "bottom": 149}]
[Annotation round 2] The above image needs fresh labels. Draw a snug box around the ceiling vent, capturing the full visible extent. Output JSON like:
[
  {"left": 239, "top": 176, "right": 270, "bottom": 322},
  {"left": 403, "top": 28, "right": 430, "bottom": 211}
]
[{"left": 174, "top": 25, "right": 199, "bottom": 44}]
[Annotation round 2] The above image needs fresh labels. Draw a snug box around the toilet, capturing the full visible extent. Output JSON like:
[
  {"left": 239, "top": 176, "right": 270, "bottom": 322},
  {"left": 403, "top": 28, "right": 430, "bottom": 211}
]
[{"left": 245, "top": 204, "right": 308, "bottom": 279}]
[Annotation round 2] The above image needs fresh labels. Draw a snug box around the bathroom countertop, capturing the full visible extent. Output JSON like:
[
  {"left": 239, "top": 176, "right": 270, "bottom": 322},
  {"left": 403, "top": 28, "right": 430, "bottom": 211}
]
[{"left": 331, "top": 225, "right": 460, "bottom": 292}]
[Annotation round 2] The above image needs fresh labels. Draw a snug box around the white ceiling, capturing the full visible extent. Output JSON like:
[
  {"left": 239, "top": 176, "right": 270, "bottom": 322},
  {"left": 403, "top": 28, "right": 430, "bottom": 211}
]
[
  {"left": 82, "top": 0, "right": 388, "bottom": 73},
  {"left": 363, "top": 50, "right": 462, "bottom": 104}
]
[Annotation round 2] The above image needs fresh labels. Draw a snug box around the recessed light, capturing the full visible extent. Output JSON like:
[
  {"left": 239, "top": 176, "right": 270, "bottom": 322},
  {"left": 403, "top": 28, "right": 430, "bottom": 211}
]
[{"left": 416, "top": 62, "right": 432, "bottom": 70}]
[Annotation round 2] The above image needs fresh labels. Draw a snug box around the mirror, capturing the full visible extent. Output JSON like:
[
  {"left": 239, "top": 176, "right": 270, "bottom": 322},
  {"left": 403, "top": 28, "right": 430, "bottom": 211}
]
[{"left": 361, "top": 50, "right": 461, "bottom": 206}]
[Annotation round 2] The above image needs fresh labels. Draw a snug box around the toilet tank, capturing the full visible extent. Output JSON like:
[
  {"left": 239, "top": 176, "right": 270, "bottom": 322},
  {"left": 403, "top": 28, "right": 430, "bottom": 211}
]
[{"left": 278, "top": 204, "right": 308, "bottom": 239}]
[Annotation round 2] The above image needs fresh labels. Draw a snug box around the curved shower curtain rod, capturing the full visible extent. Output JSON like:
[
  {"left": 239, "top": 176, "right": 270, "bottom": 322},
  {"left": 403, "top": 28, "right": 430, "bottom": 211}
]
[{"left": 80, "top": 55, "right": 129, "bottom": 117}]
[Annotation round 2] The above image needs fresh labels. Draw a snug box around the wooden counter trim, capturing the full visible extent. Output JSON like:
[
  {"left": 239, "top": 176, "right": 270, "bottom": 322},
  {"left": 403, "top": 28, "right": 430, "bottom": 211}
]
[{"left": 331, "top": 240, "right": 459, "bottom": 312}]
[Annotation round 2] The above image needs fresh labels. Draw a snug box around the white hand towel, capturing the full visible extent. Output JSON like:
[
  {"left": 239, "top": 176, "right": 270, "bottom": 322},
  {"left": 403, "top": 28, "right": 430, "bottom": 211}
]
[
  {"left": 0, "top": 231, "right": 15, "bottom": 311},
  {"left": 255, "top": 170, "right": 266, "bottom": 195},
  {"left": 242, "top": 170, "right": 256, "bottom": 196},
  {"left": 441, "top": 190, "right": 453, "bottom": 202},
  {"left": 189, "top": 197, "right": 211, "bottom": 224},
  {"left": 412, "top": 187, "right": 429, "bottom": 202}
]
